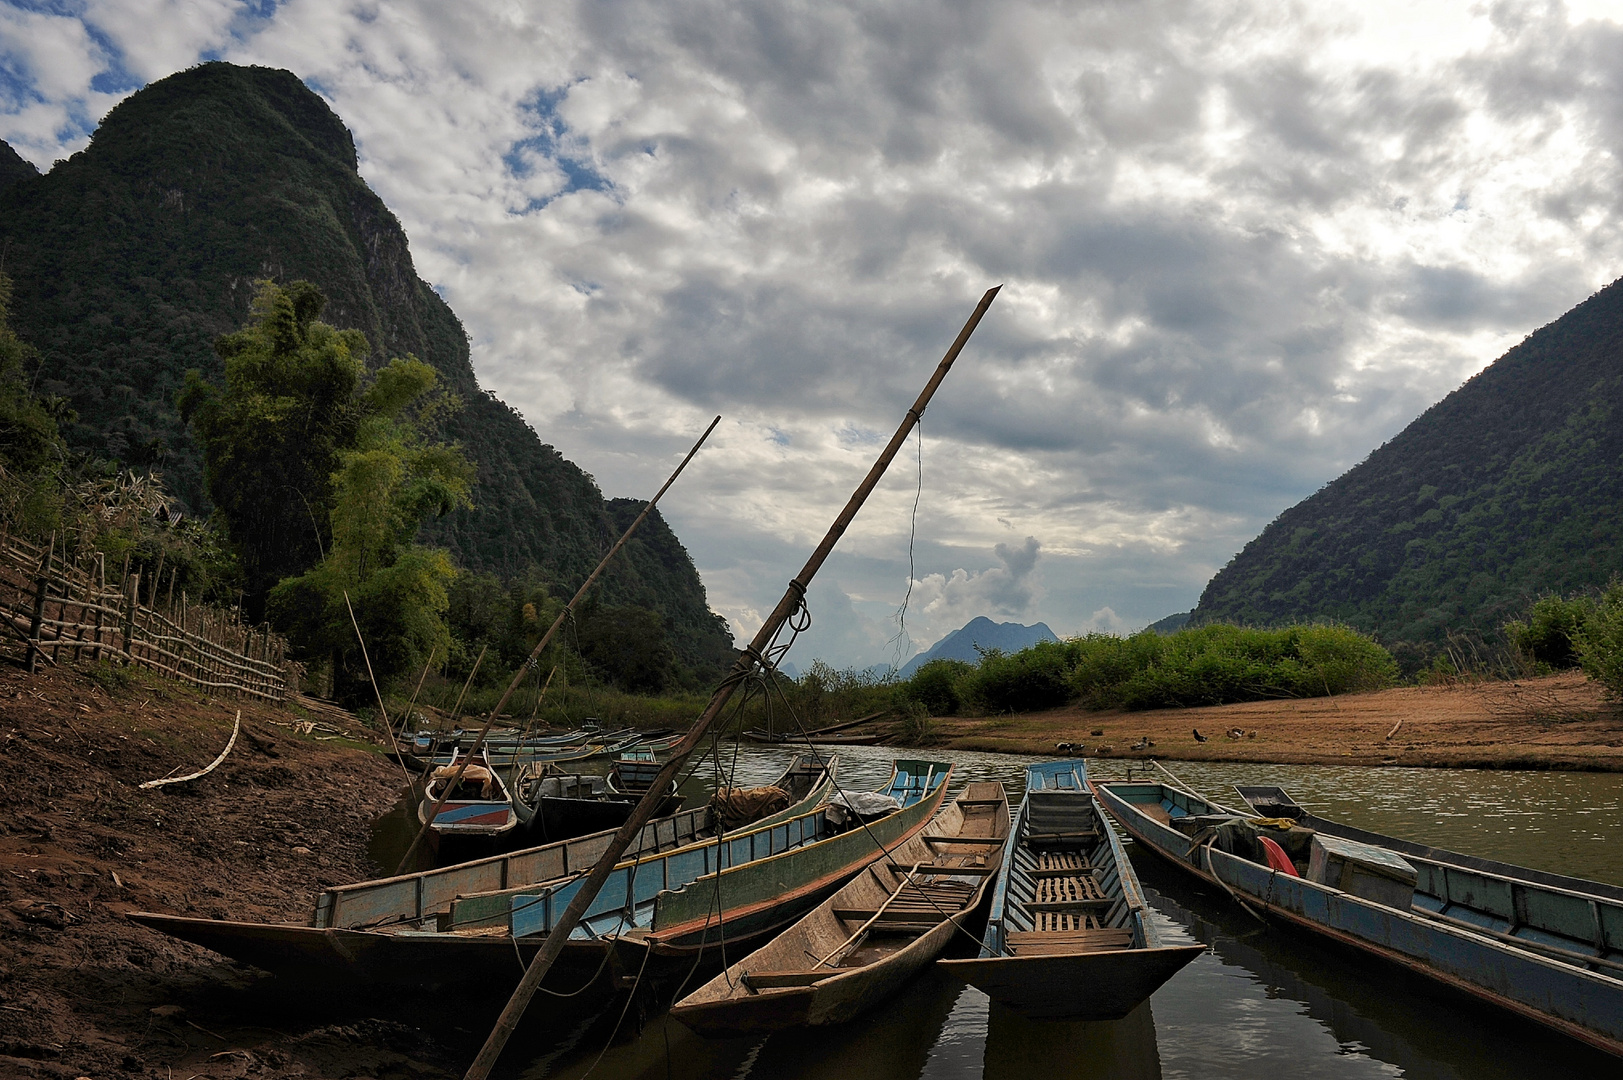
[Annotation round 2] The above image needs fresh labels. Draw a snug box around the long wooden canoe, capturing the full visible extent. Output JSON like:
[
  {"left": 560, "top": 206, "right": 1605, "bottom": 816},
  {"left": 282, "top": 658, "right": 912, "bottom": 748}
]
[
  {"left": 939, "top": 761, "right": 1203, "bottom": 1020},
  {"left": 1094, "top": 778, "right": 1623, "bottom": 1057},
  {"left": 672, "top": 779, "right": 1008, "bottom": 1035},
  {"left": 126, "top": 754, "right": 840, "bottom": 991},
  {"left": 490, "top": 760, "right": 955, "bottom": 977}
]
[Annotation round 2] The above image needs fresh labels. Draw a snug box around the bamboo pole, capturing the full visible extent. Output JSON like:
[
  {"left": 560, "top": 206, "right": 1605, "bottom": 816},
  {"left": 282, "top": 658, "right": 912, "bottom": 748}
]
[
  {"left": 463, "top": 286, "right": 998, "bottom": 1080},
  {"left": 394, "top": 415, "right": 722, "bottom": 877}
]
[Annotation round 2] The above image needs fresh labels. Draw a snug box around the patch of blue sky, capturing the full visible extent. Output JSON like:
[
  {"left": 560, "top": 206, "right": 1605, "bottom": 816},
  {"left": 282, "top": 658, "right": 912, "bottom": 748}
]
[
  {"left": 505, "top": 83, "right": 613, "bottom": 214},
  {"left": 768, "top": 427, "right": 790, "bottom": 447}
]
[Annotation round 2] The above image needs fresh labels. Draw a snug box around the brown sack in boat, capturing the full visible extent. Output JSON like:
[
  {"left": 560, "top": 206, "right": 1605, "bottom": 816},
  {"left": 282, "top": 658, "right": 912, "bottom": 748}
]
[
  {"left": 431, "top": 763, "right": 496, "bottom": 799},
  {"left": 711, "top": 785, "right": 790, "bottom": 829}
]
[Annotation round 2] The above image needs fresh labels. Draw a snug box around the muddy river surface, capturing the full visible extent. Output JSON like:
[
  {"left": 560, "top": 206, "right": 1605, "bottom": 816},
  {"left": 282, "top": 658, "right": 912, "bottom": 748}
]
[{"left": 391, "top": 744, "right": 1623, "bottom": 1079}]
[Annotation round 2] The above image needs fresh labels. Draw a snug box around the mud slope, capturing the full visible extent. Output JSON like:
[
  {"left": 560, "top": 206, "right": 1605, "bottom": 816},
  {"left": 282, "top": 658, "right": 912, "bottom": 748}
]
[{"left": 0, "top": 661, "right": 475, "bottom": 1079}]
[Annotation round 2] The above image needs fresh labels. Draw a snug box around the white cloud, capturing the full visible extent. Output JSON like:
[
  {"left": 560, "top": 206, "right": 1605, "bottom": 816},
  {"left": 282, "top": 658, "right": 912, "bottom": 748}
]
[{"left": 5, "top": 1, "right": 1623, "bottom": 668}]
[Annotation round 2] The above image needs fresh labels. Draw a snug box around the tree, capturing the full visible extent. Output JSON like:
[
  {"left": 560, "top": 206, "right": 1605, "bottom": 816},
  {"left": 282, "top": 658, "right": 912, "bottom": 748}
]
[
  {"left": 179, "top": 280, "right": 368, "bottom": 613},
  {"left": 183, "top": 280, "right": 473, "bottom": 701},
  {"left": 0, "top": 273, "right": 62, "bottom": 473},
  {"left": 576, "top": 605, "right": 675, "bottom": 694}
]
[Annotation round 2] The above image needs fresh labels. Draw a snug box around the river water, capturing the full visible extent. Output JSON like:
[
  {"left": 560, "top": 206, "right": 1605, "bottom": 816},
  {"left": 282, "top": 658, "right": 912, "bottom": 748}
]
[{"left": 407, "top": 743, "right": 1623, "bottom": 1079}]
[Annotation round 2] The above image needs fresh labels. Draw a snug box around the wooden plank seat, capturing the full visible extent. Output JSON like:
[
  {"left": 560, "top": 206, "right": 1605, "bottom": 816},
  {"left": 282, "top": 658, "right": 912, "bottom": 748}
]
[
  {"left": 1005, "top": 927, "right": 1134, "bottom": 956},
  {"left": 925, "top": 835, "right": 1006, "bottom": 844},
  {"left": 1025, "top": 830, "right": 1102, "bottom": 844},
  {"left": 743, "top": 970, "right": 838, "bottom": 990}
]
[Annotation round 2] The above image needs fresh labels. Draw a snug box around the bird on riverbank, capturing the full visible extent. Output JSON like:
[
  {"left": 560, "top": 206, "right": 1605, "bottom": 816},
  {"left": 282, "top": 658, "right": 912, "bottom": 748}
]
[
  {"left": 1192, "top": 728, "right": 1208, "bottom": 743},
  {"left": 1130, "top": 736, "right": 1154, "bottom": 751}
]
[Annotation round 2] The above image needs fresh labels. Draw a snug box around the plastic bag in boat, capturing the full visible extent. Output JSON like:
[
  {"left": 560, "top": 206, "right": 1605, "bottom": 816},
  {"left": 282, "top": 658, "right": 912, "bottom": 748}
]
[{"left": 826, "top": 790, "right": 901, "bottom": 827}]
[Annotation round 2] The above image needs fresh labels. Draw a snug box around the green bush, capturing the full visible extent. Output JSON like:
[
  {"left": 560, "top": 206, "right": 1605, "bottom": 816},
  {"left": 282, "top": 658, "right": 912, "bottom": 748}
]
[
  {"left": 925, "top": 622, "right": 1397, "bottom": 715},
  {"left": 902, "top": 658, "right": 972, "bottom": 716},
  {"left": 1505, "top": 594, "right": 1594, "bottom": 670},
  {"left": 1577, "top": 580, "right": 1623, "bottom": 698},
  {"left": 960, "top": 640, "right": 1075, "bottom": 714}
]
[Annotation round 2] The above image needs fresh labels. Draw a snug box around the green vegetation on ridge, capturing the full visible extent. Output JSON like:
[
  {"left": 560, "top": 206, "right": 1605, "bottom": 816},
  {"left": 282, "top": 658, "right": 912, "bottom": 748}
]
[
  {"left": 1194, "top": 275, "right": 1623, "bottom": 649},
  {"left": 0, "top": 62, "right": 733, "bottom": 677}
]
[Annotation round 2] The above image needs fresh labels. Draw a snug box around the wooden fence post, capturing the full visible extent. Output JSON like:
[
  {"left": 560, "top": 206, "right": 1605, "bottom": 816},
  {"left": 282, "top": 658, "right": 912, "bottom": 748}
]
[
  {"left": 123, "top": 572, "right": 140, "bottom": 664},
  {"left": 25, "top": 534, "right": 54, "bottom": 674}
]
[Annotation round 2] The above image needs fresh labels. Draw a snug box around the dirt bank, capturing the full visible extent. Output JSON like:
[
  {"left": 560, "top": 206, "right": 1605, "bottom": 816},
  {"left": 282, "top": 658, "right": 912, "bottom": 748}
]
[
  {"left": 932, "top": 671, "right": 1623, "bottom": 769},
  {"left": 0, "top": 660, "right": 473, "bottom": 1079}
]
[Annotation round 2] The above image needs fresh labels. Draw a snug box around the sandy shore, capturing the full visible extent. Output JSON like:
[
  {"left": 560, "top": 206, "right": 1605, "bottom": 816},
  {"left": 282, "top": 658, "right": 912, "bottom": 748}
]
[{"left": 928, "top": 671, "right": 1623, "bottom": 770}]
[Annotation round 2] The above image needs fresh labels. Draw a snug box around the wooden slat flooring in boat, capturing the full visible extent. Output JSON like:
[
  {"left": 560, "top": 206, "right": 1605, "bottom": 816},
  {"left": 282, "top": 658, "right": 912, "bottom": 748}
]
[
  {"left": 1031, "top": 851, "right": 1091, "bottom": 877},
  {"left": 1034, "top": 874, "right": 1107, "bottom": 906},
  {"left": 1032, "top": 910, "right": 1103, "bottom": 932},
  {"left": 1005, "top": 927, "right": 1133, "bottom": 956}
]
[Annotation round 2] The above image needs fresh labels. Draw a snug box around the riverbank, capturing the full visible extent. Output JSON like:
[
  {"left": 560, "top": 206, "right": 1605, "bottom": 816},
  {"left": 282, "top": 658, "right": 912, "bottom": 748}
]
[
  {"left": 931, "top": 670, "right": 1623, "bottom": 770},
  {"left": 0, "top": 662, "right": 465, "bottom": 1079}
]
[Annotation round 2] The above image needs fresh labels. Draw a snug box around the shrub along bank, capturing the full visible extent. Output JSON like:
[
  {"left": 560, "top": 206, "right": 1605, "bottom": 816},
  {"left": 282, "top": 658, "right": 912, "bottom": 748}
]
[{"left": 900, "top": 623, "right": 1399, "bottom": 717}]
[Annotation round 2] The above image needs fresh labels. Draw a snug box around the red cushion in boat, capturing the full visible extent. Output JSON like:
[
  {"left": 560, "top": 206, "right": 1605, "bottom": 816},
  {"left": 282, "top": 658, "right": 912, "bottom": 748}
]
[{"left": 1258, "top": 835, "right": 1299, "bottom": 876}]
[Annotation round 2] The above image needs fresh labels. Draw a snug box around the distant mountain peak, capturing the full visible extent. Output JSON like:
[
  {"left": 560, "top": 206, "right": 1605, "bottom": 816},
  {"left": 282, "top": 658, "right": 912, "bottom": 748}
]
[{"left": 897, "top": 617, "right": 1058, "bottom": 678}]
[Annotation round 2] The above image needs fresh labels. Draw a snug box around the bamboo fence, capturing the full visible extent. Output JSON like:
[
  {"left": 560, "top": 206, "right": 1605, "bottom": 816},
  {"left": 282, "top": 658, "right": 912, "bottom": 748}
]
[{"left": 0, "top": 529, "right": 297, "bottom": 700}]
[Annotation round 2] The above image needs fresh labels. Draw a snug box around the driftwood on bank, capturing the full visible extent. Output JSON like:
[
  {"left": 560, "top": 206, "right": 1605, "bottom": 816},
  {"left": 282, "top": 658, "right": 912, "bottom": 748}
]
[{"left": 138, "top": 711, "right": 241, "bottom": 789}]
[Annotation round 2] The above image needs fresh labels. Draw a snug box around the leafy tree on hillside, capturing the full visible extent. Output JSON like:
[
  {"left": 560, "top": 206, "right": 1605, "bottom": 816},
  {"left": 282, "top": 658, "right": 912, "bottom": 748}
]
[
  {"left": 0, "top": 273, "right": 62, "bottom": 473},
  {"left": 179, "top": 281, "right": 369, "bottom": 612},
  {"left": 183, "top": 280, "right": 474, "bottom": 701}
]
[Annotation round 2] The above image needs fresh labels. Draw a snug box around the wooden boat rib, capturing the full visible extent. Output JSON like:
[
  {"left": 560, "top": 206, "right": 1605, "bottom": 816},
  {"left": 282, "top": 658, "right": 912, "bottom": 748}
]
[
  {"left": 939, "top": 761, "right": 1203, "bottom": 1020},
  {"left": 124, "top": 755, "right": 842, "bottom": 990},
  {"left": 671, "top": 780, "right": 1009, "bottom": 1035},
  {"left": 1094, "top": 778, "right": 1623, "bottom": 1058}
]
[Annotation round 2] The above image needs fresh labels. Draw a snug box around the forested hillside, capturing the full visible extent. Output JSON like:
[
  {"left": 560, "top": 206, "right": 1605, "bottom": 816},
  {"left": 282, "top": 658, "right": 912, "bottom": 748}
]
[
  {"left": 1195, "top": 275, "right": 1623, "bottom": 644},
  {"left": 0, "top": 62, "right": 733, "bottom": 673}
]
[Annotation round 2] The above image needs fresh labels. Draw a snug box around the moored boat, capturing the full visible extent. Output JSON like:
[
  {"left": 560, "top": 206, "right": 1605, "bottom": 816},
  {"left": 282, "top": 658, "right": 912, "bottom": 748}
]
[
  {"left": 938, "top": 760, "right": 1202, "bottom": 1019},
  {"left": 516, "top": 769, "right": 685, "bottom": 842},
  {"left": 672, "top": 780, "right": 1009, "bottom": 1035},
  {"left": 418, "top": 748, "right": 519, "bottom": 838},
  {"left": 435, "top": 760, "right": 953, "bottom": 989},
  {"left": 125, "top": 754, "right": 842, "bottom": 990},
  {"left": 1093, "top": 777, "right": 1623, "bottom": 1058}
]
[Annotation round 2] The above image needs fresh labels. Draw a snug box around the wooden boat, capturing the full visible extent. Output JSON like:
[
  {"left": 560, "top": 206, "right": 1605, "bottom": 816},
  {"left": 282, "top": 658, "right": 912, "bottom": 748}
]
[
  {"left": 1094, "top": 778, "right": 1623, "bottom": 1058},
  {"left": 671, "top": 780, "right": 1009, "bottom": 1034},
  {"left": 125, "top": 755, "right": 842, "bottom": 989},
  {"left": 938, "top": 761, "right": 1202, "bottom": 1019},
  {"left": 418, "top": 749, "right": 519, "bottom": 838},
  {"left": 478, "top": 760, "right": 953, "bottom": 981},
  {"left": 742, "top": 729, "right": 892, "bottom": 746},
  {"left": 516, "top": 770, "right": 684, "bottom": 842}
]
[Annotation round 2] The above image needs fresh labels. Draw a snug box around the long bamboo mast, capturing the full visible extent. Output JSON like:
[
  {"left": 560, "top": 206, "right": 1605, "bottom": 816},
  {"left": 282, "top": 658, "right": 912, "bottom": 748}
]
[
  {"left": 463, "top": 286, "right": 1000, "bottom": 1080},
  {"left": 393, "top": 415, "right": 722, "bottom": 874}
]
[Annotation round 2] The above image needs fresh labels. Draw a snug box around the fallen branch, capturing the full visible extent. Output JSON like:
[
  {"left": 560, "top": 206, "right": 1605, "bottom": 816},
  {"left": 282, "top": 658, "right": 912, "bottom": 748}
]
[
  {"left": 138, "top": 711, "right": 239, "bottom": 789},
  {"left": 1384, "top": 718, "right": 1403, "bottom": 741}
]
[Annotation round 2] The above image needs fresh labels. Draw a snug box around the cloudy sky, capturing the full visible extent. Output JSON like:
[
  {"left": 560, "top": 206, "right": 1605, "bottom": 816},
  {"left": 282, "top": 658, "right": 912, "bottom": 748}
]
[{"left": 5, "top": 1, "right": 1623, "bottom": 669}]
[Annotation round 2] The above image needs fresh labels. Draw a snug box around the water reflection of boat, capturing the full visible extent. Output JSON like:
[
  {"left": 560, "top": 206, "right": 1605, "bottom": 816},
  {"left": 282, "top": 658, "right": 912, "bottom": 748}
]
[
  {"left": 1096, "top": 779, "right": 1623, "bottom": 1058},
  {"left": 982, "top": 998, "right": 1162, "bottom": 1080},
  {"left": 940, "top": 761, "right": 1202, "bottom": 1019},
  {"left": 672, "top": 781, "right": 1009, "bottom": 1034}
]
